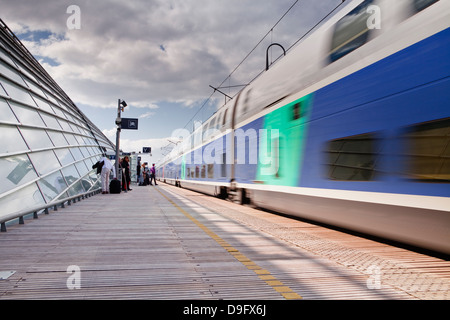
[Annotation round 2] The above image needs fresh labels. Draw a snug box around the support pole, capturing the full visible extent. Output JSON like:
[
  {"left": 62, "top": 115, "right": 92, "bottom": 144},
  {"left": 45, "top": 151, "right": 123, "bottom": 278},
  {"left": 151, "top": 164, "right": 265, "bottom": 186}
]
[{"left": 115, "top": 99, "right": 122, "bottom": 182}]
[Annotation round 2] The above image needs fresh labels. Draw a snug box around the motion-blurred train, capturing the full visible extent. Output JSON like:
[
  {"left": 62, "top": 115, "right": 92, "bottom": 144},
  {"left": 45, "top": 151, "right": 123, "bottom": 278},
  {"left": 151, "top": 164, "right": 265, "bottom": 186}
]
[{"left": 157, "top": 0, "right": 450, "bottom": 255}]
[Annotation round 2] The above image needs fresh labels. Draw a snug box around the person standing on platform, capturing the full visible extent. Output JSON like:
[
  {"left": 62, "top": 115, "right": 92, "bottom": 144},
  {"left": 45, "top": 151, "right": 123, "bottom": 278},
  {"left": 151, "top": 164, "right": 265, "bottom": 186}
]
[
  {"left": 136, "top": 160, "right": 141, "bottom": 184},
  {"left": 97, "top": 156, "right": 116, "bottom": 194},
  {"left": 121, "top": 156, "right": 132, "bottom": 191},
  {"left": 150, "top": 163, "right": 157, "bottom": 185},
  {"left": 143, "top": 162, "right": 150, "bottom": 185}
]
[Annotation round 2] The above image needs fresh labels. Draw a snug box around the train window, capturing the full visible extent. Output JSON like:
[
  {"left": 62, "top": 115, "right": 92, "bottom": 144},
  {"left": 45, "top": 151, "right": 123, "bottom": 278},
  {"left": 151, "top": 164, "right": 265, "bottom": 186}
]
[
  {"left": 222, "top": 108, "right": 228, "bottom": 127},
  {"left": 242, "top": 89, "right": 252, "bottom": 115},
  {"left": 402, "top": 118, "right": 450, "bottom": 183},
  {"left": 293, "top": 102, "right": 302, "bottom": 121},
  {"left": 215, "top": 114, "right": 220, "bottom": 130},
  {"left": 201, "top": 165, "right": 206, "bottom": 178},
  {"left": 221, "top": 153, "right": 227, "bottom": 177},
  {"left": 326, "top": 133, "right": 379, "bottom": 181},
  {"left": 207, "top": 164, "right": 214, "bottom": 179},
  {"left": 210, "top": 117, "right": 216, "bottom": 133},
  {"left": 413, "top": 0, "right": 439, "bottom": 12},
  {"left": 329, "top": 0, "right": 375, "bottom": 63}
]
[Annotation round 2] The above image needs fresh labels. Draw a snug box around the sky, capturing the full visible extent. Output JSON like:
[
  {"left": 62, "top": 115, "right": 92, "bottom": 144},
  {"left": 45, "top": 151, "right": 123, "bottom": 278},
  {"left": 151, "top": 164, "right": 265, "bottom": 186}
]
[{"left": 0, "top": 0, "right": 344, "bottom": 163}]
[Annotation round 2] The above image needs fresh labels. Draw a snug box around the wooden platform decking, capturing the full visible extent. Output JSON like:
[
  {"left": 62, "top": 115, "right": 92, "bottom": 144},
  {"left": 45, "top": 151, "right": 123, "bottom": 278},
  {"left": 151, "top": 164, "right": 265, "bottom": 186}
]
[{"left": 0, "top": 184, "right": 448, "bottom": 300}]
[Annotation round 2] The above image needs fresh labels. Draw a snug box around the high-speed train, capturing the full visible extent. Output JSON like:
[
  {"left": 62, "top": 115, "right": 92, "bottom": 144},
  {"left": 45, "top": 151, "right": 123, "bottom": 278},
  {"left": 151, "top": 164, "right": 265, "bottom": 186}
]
[{"left": 157, "top": 0, "right": 450, "bottom": 255}]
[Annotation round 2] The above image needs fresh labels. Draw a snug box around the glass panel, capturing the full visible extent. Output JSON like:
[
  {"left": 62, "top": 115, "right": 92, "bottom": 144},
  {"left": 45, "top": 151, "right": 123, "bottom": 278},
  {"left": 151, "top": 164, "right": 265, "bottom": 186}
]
[
  {"left": 341, "top": 138, "right": 376, "bottom": 153},
  {"left": 73, "top": 134, "right": 83, "bottom": 146},
  {"left": 63, "top": 133, "right": 79, "bottom": 146},
  {"left": 54, "top": 148, "right": 76, "bottom": 166},
  {"left": 402, "top": 118, "right": 450, "bottom": 182},
  {"left": 292, "top": 102, "right": 302, "bottom": 121},
  {"left": 45, "top": 93, "right": 60, "bottom": 108},
  {"left": 329, "top": 0, "right": 374, "bottom": 63},
  {"left": 0, "top": 48, "right": 14, "bottom": 65},
  {"left": 32, "top": 94, "right": 56, "bottom": 114},
  {"left": 75, "top": 160, "right": 89, "bottom": 176},
  {"left": 0, "top": 81, "right": 8, "bottom": 96},
  {"left": 0, "top": 98, "right": 19, "bottom": 123},
  {"left": 326, "top": 133, "right": 378, "bottom": 181},
  {"left": 85, "top": 159, "right": 96, "bottom": 171},
  {"left": 19, "top": 127, "right": 53, "bottom": 150},
  {"left": 67, "top": 179, "right": 87, "bottom": 197},
  {"left": 78, "top": 145, "right": 86, "bottom": 157},
  {"left": 23, "top": 78, "right": 45, "bottom": 96},
  {"left": 85, "top": 156, "right": 96, "bottom": 166},
  {"left": 80, "top": 146, "right": 92, "bottom": 156},
  {"left": 91, "top": 178, "right": 101, "bottom": 190},
  {"left": 0, "top": 183, "right": 45, "bottom": 218},
  {"left": 330, "top": 166, "right": 374, "bottom": 181},
  {"left": 40, "top": 112, "right": 62, "bottom": 130},
  {"left": 87, "top": 137, "right": 98, "bottom": 145},
  {"left": 37, "top": 170, "right": 67, "bottom": 202},
  {"left": 413, "top": 0, "right": 439, "bottom": 12},
  {"left": 51, "top": 104, "right": 66, "bottom": 118},
  {"left": 9, "top": 102, "right": 46, "bottom": 127},
  {"left": 84, "top": 171, "right": 99, "bottom": 191},
  {"left": 58, "top": 119, "right": 74, "bottom": 132},
  {"left": 16, "top": 67, "right": 41, "bottom": 89},
  {"left": 61, "top": 164, "right": 80, "bottom": 186},
  {"left": 80, "top": 175, "right": 94, "bottom": 191},
  {"left": 70, "top": 147, "right": 84, "bottom": 161},
  {"left": 0, "top": 79, "right": 36, "bottom": 106},
  {"left": 207, "top": 164, "right": 214, "bottom": 179},
  {"left": 70, "top": 123, "right": 81, "bottom": 134},
  {"left": 28, "top": 150, "right": 61, "bottom": 176},
  {"left": 90, "top": 147, "right": 102, "bottom": 157},
  {"left": 47, "top": 131, "right": 69, "bottom": 147},
  {"left": 0, "top": 125, "right": 29, "bottom": 154},
  {"left": 0, "top": 154, "right": 38, "bottom": 194},
  {"left": 64, "top": 111, "right": 76, "bottom": 123},
  {"left": 334, "top": 153, "right": 373, "bottom": 168},
  {"left": 0, "top": 60, "right": 26, "bottom": 85}
]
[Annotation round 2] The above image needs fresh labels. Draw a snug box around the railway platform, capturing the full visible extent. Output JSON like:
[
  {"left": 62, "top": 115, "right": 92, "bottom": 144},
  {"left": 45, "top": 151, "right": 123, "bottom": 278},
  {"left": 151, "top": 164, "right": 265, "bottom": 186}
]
[{"left": 0, "top": 183, "right": 449, "bottom": 302}]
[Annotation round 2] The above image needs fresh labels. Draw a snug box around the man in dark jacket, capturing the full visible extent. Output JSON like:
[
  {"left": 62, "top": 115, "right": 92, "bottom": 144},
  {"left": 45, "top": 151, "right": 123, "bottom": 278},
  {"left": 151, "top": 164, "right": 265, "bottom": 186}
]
[{"left": 121, "top": 156, "right": 132, "bottom": 191}]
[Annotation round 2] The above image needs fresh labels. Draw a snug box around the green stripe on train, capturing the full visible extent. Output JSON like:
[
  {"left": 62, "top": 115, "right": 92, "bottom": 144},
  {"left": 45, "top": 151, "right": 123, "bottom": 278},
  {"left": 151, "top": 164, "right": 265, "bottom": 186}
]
[{"left": 256, "top": 94, "right": 313, "bottom": 186}]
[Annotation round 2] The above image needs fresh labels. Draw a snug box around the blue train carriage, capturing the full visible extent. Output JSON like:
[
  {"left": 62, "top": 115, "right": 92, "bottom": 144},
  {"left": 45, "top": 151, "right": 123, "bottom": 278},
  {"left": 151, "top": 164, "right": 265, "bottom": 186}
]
[{"left": 158, "top": 0, "right": 450, "bottom": 254}]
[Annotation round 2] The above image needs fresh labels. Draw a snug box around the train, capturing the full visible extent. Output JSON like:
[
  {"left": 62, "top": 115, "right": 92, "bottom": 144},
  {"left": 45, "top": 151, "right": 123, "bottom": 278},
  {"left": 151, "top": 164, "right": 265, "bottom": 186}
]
[{"left": 156, "top": 0, "right": 450, "bottom": 255}]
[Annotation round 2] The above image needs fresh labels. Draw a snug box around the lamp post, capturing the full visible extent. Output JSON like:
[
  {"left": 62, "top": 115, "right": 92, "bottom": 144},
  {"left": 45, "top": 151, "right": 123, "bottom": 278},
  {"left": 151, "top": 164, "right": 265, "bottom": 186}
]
[{"left": 115, "top": 99, "right": 127, "bottom": 182}]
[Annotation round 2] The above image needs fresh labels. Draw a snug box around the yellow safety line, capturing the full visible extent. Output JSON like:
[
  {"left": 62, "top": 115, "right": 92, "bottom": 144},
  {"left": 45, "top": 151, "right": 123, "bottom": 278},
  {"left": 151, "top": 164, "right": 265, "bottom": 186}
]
[{"left": 155, "top": 187, "right": 302, "bottom": 300}]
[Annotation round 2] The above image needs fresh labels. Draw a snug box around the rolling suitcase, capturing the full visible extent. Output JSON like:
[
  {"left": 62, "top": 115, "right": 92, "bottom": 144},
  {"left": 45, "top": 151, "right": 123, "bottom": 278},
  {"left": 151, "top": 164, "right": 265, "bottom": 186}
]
[{"left": 109, "top": 179, "right": 121, "bottom": 194}]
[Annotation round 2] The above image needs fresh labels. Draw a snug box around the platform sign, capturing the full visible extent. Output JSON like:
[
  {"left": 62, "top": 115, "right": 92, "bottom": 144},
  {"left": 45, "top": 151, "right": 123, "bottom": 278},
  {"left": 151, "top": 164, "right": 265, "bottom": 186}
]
[
  {"left": 143, "top": 147, "right": 151, "bottom": 154},
  {"left": 121, "top": 118, "right": 138, "bottom": 130}
]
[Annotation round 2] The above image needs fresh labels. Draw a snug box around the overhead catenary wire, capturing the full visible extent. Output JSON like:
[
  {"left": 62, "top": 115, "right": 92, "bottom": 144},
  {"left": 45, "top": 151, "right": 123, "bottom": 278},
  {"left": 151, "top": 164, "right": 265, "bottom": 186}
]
[
  {"left": 216, "top": 0, "right": 302, "bottom": 91},
  {"left": 175, "top": 0, "right": 348, "bottom": 145},
  {"left": 240, "top": 0, "right": 347, "bottom": 93},
  {"left": 180, "top": 0, "right": 302, "bottom": 133}
]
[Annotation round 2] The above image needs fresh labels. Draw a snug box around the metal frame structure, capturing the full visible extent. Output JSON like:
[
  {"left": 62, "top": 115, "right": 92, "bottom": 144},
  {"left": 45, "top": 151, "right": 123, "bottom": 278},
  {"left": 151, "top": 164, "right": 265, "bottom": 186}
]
[{"left": 0, "top": 19, "right": 115, "bottom": 223}]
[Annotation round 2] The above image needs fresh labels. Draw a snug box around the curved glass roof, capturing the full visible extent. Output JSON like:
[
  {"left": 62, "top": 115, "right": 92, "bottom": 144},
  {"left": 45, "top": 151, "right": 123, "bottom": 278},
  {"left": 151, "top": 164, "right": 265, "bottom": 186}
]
[{"left": 0, "top": 19, "right": 115, "bottom": 219}]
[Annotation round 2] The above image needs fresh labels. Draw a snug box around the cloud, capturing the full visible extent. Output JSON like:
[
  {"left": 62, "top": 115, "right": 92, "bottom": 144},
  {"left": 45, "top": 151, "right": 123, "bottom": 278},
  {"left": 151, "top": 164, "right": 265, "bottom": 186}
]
[
  {"left": 1, "top": 0, "right": 344, "bottom": 140},
  {"left": 102, "top": 128, "right": 117, "bottom": 141},
  {"left": 139, "top": 111, "right": 155, "bottom": 119},
  {"left": 132, "top": 102, "right": 160, "bottom": 110},
  {"left": 3, "top": 0, "right": 315, "bottom": 107}
]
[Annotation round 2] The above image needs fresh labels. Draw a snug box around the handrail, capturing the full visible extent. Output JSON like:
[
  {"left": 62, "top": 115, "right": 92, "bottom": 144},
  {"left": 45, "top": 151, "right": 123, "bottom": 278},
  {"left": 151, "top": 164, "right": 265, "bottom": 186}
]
[{"left": 0, "top": 188, "right": 102, "bottom": 232}]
